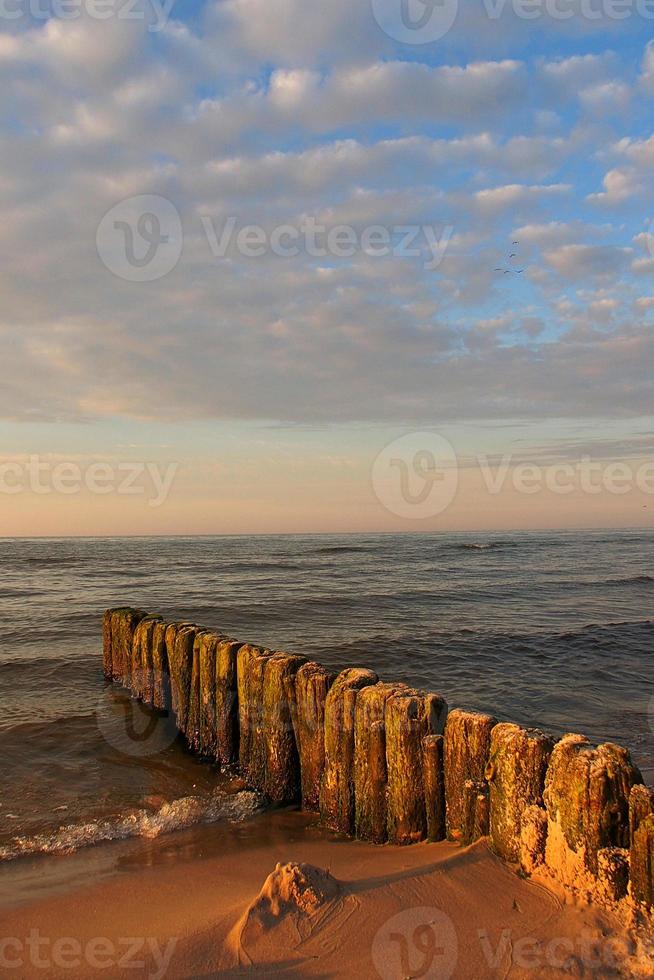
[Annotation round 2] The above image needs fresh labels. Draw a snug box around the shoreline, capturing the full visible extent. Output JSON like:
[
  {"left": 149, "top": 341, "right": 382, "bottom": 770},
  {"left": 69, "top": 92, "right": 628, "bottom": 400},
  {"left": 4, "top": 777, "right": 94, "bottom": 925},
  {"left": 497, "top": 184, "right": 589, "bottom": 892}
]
[{"left": 1, "top": 807, "right": 652, "bottom": 979}]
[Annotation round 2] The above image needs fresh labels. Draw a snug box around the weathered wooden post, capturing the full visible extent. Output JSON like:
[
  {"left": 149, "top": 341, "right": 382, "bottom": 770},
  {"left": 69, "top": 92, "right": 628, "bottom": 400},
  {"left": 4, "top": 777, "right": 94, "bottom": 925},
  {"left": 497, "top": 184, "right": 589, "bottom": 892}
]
[
  {"left": 423, "top": 734, "right": 446, "bottom": 842},
  {"left": 151, "top": 620, "right": 170, "bottom": 710},
  {"left": 462, "top": 780, "right": 490, "bottom": 846},
  {"left": 130, "top": 615, "right": 162, "bottom": 703},
  {"left": 544, "top": 734, "right": 642, "bottom": 886},
  {"left": 187, "top": 630, "right": 222, "bottom": 751},
  {"left": 166, "top": 623, "right": 198, "bottom": 733},
  {"left": 485, "top": 723, "right": 554, "bottom": 862},
  {"left": 354, "top": 682, "right": 407, "bottom": 843},
  {"left": 102, "top": 609, "right": 113, "bottom": 679},
  {"left": 106, "top": 608, "right": 148, "bottom": 682},
  {"left": 215, "top": 639, "right": 241, "bottom": 767},
  {"left": 237, "top": 645, "right": 273, "bottom": 786},
  {"left": 197, "top": 631, "right": 220, "bottom": 755},
  {"left": 443, "top": 709, "right": 496, "bottom": 843},
  {"left": 294, "top": 662, "right": 336, "bottom": 811},
  {"left": 262, "top": 652, "right": 307, "bottom": 802},
  {"left": 629, "top": 784, "right": 654, "bottom": 908},
  {"left": 520, "top": 805, "right": 549, "bottom": 875},
  {"left": 385, "top": 691, "right": 448, "bottom": 845},
  {"left": 320, "top": 667, "right": 378, "bottom": 835}
]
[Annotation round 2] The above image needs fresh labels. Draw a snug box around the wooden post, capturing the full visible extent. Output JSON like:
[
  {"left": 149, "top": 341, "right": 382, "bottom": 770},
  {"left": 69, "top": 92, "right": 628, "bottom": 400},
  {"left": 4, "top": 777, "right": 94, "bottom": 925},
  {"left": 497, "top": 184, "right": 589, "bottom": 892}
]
[
  {"left": 102, "top": 609, "right": 113, "bottom": 679},
  {"left": 294, "top": 662, "right": 336, "bottom": 811},
  {"left": 443, "top": 709, "right": 496, "bottom": 843},
  {"left": 423, "top": 734, "right": 446, "bottom": 842},
  {"left": 354, "top": 682, "right": 407, "bottom": 843},
  {"left": 108, "top": 608, "right": 148, "bottom": 683},
  {"left": 519, "top": 805, "right": 548, "bottom": 874},
  {"left": 262, "top": 652, "right": 307, "bottom": 803},
  {"left": 215, "top": 639, "right": 241, "bottom": 767},
  {"left": 130, "top": 615, "right": 162, "bottom": 703},
  {"left": 237, "top": 645, "right": 273, "bottom": 787},
  {"left": 544, "top": 734, "right": 642, "bottom": 884},
  {"left": 385, "top": 691, "right": 448, "bottom": 845},
  {"left": 186, "top": 630, "right": 213, "bottom": 750},
  {"left": 196, "top": 631, "right": 220, "bottom": 756},
  {"left": 166, "top": 623, "right": 198, "bottom": 733},
  {"left": 462, "top": 780, "right": 490, "bottom": 846},
  {"left": 151, "top": 620, "right": 170, "bottom": 711},
  {"left": 320, "top": 667, "right": 378, "bottom": 835},
  {"left": 629, "top": 784, "right": 654, "bottom": 908},
  {"left": 486, "top": 723, "right": 554, "bottom": 863}
]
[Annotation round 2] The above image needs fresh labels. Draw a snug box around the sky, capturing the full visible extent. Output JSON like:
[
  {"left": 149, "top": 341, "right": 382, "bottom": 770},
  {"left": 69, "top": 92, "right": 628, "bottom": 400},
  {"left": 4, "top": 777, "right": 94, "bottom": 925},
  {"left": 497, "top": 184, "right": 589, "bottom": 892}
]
[{"left": 1, "top": 0, "right": 653, "bottom": 535}]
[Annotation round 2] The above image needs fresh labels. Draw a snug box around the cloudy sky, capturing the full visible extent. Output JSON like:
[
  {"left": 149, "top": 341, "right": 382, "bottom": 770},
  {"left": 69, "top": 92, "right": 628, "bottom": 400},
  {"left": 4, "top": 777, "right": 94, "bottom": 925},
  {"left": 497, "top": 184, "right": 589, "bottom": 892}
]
[{"left": 1, "top": 0, "right": 653, "bottom": 534}]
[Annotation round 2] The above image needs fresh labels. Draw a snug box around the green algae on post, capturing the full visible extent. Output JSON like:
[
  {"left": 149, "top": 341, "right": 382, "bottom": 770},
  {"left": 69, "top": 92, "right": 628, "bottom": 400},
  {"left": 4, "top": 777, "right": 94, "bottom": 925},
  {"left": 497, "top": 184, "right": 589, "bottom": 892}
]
[
  {"left": 320, "top": 667, "right": 378, "bottom": 835},
  {"left": 294, "top": 662, "right": 336, "bottom": 812}
]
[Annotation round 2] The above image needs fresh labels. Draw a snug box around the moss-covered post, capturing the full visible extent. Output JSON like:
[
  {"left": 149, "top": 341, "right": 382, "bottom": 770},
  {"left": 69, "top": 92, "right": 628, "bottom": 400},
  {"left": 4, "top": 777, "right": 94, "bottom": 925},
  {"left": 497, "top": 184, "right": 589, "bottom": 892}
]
[
  {"left": 215, "top": 639, "right": 241, "bottom": 767},
  {"left": 197, "top": 631, "right": 220, "bottom": 756},
  {"left": 320, "top": 667, "right": 378, "bottom": 835},
  {"left": 236, "top": 645, "right": 273, "bottom": 787},
  {"left": 423, "top": 734, "right": 446, "bottom": 842},
  {"left": 262, "top": 652, "right": 307, "bottom": 802},
  {"left": 544, "top": 734, "right": 642, "bottom": 886},
  {"left": 185, "top": 630, "right": 213, "bottom": 750},
  {"left": 443, "top": 709, "right": 496, "bottom": 843},
  {"left": 520, "top": 805, "right": 548, "bottom": 875},
  {"left": 108, "top": 608, "right": 148, "bottom": 683},
  {"left": 151, "top": 620, "right": 170, "bottom": 710},
  {"left": 386, "top": 691, "right": 448, "bottom": 845},
  {"left": 102, "top": 609, "right": 113, "bottom": 679},
  {"left": 166, "top": 623, "right": 198, "bottom": 734},
  {"left": 485, "top": 723, "right": 554, "bottom": 863},
  {"left": 629, "top": 784, "right": 654, "bottom": 908},
  {"left": 462, "top": 780, "right": 490, "bottom": 846},
  {"left": 294, "top": 662, "right": 336, "bottom": 811},
  {"left": 131, "top": 615, "right": 162, "bottom": 703},
  {"left": 354, "top": 683, "right": 407, "bottom": 843}
]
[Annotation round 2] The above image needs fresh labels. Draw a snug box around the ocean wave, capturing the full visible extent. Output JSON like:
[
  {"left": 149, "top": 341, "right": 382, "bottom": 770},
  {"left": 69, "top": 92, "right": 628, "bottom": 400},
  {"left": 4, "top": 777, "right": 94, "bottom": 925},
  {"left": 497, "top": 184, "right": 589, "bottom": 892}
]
[
  {"left": 0, "top": 789, "right": 264, "bottom": 862},
  {"left": 449, "top": 541, "right": 519, "bottom": 552},
  {"left": 606, "top": 574, "right": 654, "bottom": 587}
]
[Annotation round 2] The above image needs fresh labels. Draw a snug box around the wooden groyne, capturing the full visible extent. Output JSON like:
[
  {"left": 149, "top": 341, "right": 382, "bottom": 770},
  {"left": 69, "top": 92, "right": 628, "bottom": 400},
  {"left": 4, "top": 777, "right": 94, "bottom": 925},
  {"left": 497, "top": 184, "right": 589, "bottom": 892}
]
[{"left": 102, "top": 607, "right": 654, "bottom": 914}]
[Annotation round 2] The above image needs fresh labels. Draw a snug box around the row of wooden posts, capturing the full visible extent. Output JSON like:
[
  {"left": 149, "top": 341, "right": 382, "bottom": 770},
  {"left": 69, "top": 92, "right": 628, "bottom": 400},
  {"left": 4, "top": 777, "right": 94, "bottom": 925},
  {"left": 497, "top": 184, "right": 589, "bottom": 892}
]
[{"left": 102, "top": 607, "right": 654, "bottom": 911}]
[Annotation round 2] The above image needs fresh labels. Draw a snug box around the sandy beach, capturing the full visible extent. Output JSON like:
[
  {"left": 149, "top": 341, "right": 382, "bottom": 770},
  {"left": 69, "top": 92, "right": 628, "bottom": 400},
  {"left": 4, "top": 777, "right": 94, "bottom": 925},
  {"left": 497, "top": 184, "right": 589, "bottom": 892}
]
[{"left": 1, "top": 807, "right": 650, "bottom": 979}]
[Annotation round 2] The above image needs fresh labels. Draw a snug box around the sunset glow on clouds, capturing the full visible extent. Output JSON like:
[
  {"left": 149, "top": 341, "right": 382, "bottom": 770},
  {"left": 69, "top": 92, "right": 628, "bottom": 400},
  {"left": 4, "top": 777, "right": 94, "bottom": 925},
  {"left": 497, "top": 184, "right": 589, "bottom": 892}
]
[{"left": 1, "top": 1, "right": 653, "bottom": 533}]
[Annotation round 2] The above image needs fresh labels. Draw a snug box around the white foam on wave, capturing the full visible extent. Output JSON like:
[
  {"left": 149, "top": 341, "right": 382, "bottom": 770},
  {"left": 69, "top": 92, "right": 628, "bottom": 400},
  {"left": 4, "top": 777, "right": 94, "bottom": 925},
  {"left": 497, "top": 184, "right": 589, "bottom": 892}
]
[{"left": 0, "top": 789, "right": 264, "bottom": 862}]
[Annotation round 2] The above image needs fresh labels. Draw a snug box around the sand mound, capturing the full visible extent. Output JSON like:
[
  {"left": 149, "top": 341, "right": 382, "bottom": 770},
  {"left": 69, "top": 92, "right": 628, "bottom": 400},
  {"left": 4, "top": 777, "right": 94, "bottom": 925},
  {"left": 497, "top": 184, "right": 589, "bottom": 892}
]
[{"left": 228, "top": 861, "right": 350, "bottom": 966}]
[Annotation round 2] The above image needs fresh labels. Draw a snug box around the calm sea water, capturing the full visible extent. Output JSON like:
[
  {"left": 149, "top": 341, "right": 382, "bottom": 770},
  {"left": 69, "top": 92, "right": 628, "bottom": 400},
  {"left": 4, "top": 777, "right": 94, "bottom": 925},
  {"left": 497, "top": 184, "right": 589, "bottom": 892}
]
[{"left": 0, "top": 531, "right": 652, "bottom": 863}]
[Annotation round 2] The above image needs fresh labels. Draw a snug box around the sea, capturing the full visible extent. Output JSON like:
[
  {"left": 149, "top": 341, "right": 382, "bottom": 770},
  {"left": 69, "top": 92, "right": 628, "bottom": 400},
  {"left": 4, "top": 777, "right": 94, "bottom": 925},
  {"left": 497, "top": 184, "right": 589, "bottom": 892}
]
[{"left": 0, "top": 530, "right": 652, "bottom": 872}]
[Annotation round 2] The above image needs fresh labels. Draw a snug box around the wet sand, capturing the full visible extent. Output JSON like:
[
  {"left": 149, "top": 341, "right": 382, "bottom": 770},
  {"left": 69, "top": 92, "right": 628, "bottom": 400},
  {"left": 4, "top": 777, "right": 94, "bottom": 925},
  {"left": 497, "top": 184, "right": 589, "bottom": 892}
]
[{"left": 1, "top": 807, "right": 649, "bottom": 979}]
